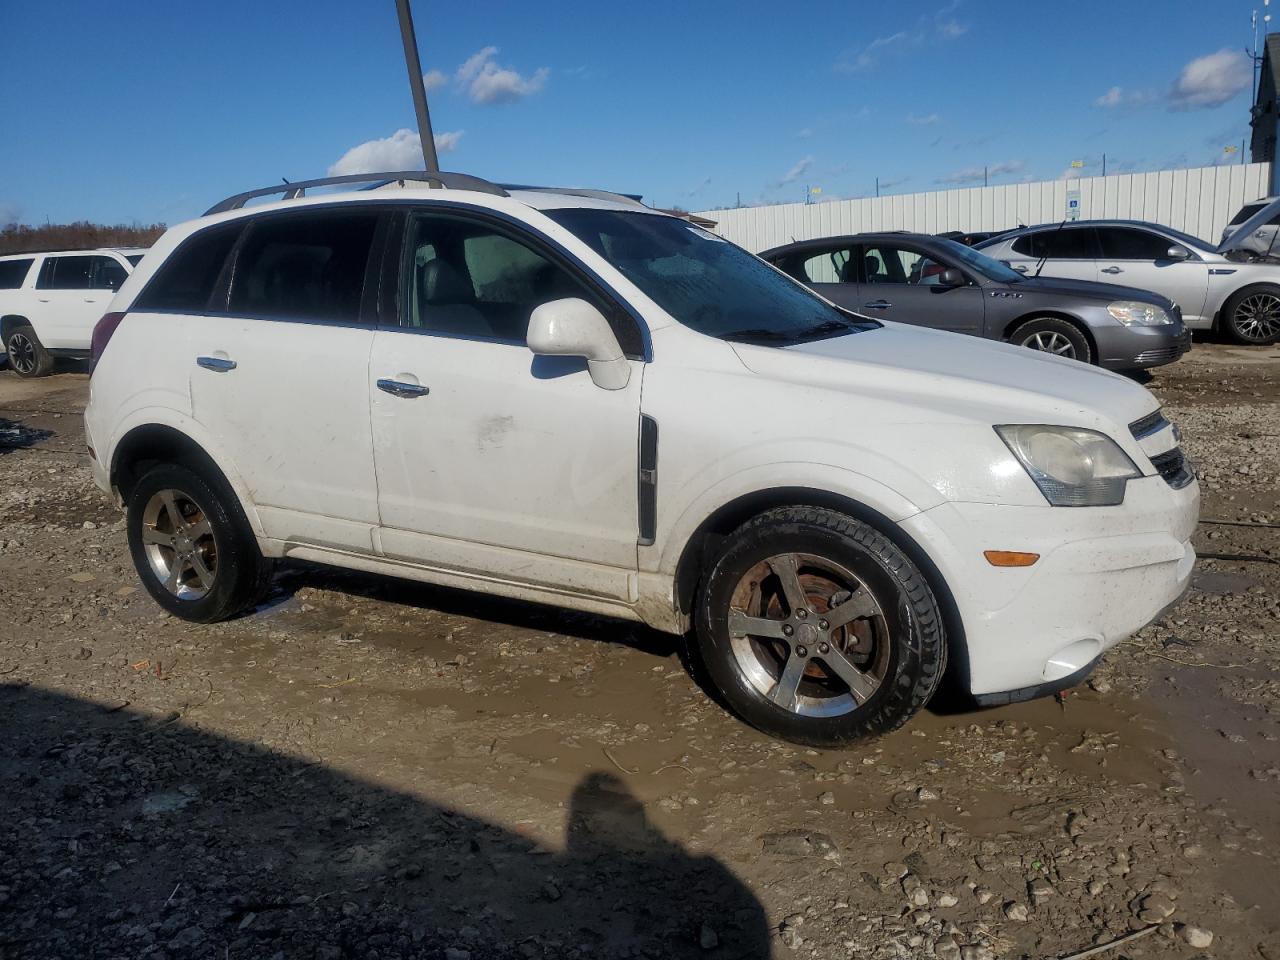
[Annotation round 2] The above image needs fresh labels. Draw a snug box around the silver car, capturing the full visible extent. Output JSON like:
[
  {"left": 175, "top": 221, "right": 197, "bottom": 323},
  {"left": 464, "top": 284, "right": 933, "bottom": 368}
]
[{"left": 977, "top": 216, "right": 1280, "bottom": 345}]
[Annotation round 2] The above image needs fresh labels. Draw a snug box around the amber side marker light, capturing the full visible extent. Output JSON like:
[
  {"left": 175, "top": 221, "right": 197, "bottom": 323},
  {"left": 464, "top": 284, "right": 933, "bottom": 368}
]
[{"left": 984, "top": 550, "right": 1040, "bottom": 567}]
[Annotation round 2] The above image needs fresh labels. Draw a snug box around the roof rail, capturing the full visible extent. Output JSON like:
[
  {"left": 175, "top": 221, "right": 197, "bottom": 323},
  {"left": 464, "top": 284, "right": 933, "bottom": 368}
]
[
  {"left": 500, "top": 184, "right": 647, "bottom": 207},
  {"left": 203, "top": 171, "right": 509, "bottom": 216}
]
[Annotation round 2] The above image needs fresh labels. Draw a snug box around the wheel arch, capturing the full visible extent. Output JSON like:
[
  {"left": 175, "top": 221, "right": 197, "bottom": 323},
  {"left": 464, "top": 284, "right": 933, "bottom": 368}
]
[
  {"left": 1, "top": 315, "right": 31, "bottom": 341},
  {"left": 1216, "top": 280, "right": 1280, "bottom": 333},
  {"left": 1002, "top": 311, "right": 1098, "bottom": 358},
  {"left": 670, "top": 486, "right": 970, "bottom": 692}
]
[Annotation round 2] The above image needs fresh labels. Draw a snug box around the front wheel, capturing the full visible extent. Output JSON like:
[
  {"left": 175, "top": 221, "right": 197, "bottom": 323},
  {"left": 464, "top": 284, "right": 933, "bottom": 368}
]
[
  {"left": 1222, "top": 286, "right": 1280, "bottom": 345},
  {"left": 5, "top": 324, "right": 54, "bottom": 378},
  {"left": 693, "top": 506, "right": 947, "bottom": 746},
  {"left": 1009, "top": 317, "right": 1093, "bottom": 364}
]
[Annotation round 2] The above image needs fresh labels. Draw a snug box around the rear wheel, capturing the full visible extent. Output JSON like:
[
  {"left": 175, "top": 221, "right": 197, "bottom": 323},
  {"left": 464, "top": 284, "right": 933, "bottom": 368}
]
[
  {"left": 1010, "top": 317, "right": 1093, "bottom": 364},
  {"left": 694, "top": 506, "right": 947, "bottom": 746},
  {"left": 126, "top": 463, "right": 272, "bottom": 622},
  {"left": 5, "top": 324, "right": 54, "bottom": 378},
  {"left": 1222, "top": 286, "right": 1280, "bottom": 345}
]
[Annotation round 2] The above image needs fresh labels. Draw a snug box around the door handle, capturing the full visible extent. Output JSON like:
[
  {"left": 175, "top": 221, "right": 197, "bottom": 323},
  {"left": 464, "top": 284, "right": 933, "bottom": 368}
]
[
  {"left": 37, "top": 298, "right": 50, "bottom": 303},
  {"left": 1101, "top": 266, "right": 1123, "bottom": 275},
  {"left": 377, "top": 378, "right": 429, "bottom": 398},
  {"left": 196, "top": 356, "right": 237, "bottom": 372},
  {"left": 862, "top": 300, "right": 892, "bottom": 309},
  {"left": 1012, "top": 265, "right": 1029, "bottom": 274}
]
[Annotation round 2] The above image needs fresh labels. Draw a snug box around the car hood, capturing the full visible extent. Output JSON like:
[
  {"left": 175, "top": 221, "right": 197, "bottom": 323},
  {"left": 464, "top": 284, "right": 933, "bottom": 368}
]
[
  {"left": 732, "top": 321, "right": 1158, "bottom": 435},
  {"left": 1217, "top": 196, "right": 1280, "bottom": 256},
  {"left": 1005, "top": 275, "right": 1174, "bottom": 307}
]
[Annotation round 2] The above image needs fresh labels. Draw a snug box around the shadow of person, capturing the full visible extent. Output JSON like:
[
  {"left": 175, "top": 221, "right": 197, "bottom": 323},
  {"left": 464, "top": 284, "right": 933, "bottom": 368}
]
[
  {"left": 552, "top": 772, "right": 770, "bottom": 957},
  {"left": 0, "top": 684, "right": 770, "bottom": 960}
]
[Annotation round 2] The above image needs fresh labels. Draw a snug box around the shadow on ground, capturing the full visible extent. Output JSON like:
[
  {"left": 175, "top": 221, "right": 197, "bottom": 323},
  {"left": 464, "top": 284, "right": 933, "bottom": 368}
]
[{"left": 0, "top": 684, "right": 769, "bottom": 959}]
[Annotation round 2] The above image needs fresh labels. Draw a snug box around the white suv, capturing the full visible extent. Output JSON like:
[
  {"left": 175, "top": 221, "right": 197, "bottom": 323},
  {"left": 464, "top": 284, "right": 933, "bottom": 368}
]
[
  {"left": 0, "top": 248, "right": 145, "bottom": 376},
  {"left": 84, "top": 172, "right": 1199, "bottom": 745}
]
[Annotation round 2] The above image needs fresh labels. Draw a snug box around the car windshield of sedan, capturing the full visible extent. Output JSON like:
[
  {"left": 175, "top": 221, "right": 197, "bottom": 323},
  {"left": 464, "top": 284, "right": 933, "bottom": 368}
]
[
  {"left": 544, "top": 208, "right": 878, "bottom": 345},
  {"left": 937, "top": 238, "right": 1025, "bottom": 283}
]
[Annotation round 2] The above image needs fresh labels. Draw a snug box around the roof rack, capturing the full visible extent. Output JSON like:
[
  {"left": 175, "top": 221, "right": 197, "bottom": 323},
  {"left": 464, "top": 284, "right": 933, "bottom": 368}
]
[
  {"left": 500, "top": 184, "right": 647, "bottom": 207},
  {"left": 204, "top": 171, "right": 509, "bottom": 216}
]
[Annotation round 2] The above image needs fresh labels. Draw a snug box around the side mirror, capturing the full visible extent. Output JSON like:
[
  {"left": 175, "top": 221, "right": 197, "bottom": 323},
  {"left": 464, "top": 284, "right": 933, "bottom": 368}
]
[
  {"left": 527, "top": 297, "right": 630, "bottom": 391},
  {"left": 1166, "top": 245, "right": 1190, "bottom": 261},
  {"left": 937, "top": 268, "right": 965, "bottom": 287}
]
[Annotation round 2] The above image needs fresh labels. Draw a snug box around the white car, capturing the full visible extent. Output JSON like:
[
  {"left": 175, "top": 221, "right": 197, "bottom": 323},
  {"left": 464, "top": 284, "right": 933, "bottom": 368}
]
[
  {"left": 84, "top": 172, "right": 1198, "bottom": 745},
  {"left": 0, "top": 248, "right": 145, "bottom": 376},
  {"left": 976, "top": 219, "right": 1280, "bottom": 345}
]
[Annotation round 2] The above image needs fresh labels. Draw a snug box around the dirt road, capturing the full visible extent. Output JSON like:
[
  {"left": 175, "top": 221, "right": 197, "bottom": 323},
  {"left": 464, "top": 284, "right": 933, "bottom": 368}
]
[{"left": 1, "top": 345, "right": 1277, "bottom": 960}]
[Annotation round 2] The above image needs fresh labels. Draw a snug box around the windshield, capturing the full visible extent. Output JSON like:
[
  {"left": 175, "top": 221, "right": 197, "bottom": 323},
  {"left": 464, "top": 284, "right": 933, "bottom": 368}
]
[
  {"left": 544, "top": 209, "right": 877, "bottom": 345},
  {"left": 933, "top": 237, "right": 1024, "bottom": 282}
]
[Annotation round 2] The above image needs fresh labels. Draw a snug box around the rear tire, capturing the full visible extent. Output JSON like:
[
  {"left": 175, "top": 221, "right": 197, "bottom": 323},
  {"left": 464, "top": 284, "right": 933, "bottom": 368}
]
[
  {"left": 126, "top": 463, "right": 272, "bottom": 622},
  {"left": 1222, "top": 285, "right": 1280, "bottom": 345},
  {"left": 693, "top": 506, "right": 947, "bottom": 746},
  {"left": 5, "top": 324, "right": 54, "bottom": 378},
  {"left": 1009, "top": 317, "right": 1093, "bottom": 364}
]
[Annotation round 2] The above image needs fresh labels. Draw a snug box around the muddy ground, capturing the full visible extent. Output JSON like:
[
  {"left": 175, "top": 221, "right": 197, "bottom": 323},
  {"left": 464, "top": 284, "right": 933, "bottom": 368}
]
[{"left": 0, "top": 343, "right": 1277, "bottom": 960}]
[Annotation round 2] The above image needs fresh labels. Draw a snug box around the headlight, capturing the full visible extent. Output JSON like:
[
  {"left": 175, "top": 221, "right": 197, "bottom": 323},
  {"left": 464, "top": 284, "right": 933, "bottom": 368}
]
[
  {"left": 995, "top": 425, "right": 1141, "bottom": 506},
  {"left": 1107, "top": 300, "right": 1172, "bottom": 326}
]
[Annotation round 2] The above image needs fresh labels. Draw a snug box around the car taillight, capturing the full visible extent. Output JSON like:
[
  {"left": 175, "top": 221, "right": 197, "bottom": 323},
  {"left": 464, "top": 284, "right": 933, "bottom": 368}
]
[{"left": 90, "top": 312, "right": 126, "bottom": 367}]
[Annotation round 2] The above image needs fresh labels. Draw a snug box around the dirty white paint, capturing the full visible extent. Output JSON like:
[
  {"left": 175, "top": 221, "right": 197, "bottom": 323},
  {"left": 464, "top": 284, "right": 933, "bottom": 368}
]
[{"left": 696, "top": 163, "right": 1273, "bottom": 253}]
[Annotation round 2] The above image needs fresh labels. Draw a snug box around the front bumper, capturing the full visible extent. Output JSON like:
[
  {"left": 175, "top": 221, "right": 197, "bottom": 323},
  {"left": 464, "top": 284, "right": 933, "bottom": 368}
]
[
  {"left": 901, "top": 474, "right": 1199, "bottom": 699},
  {"left": 1094, "top": 322, "right": 1191, "bottom": 370}
]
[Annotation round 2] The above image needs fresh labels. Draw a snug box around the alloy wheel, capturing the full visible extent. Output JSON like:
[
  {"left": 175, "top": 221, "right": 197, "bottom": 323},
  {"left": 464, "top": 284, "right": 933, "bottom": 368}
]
[
  {"left": 1233, "top": 293, "right": 1280, "bottom": 342},
  {"left": 1021, "top": 330, "right": 1077, "bottom": 357},
  {"left": 140, "top": 489, "right": 218, "bottom": 600},
  {"left": 726, "top": 552, "right": 890, "bottom": 718},
  {"left": 7, "top": 333, "right": 36, "bottom": 374}
]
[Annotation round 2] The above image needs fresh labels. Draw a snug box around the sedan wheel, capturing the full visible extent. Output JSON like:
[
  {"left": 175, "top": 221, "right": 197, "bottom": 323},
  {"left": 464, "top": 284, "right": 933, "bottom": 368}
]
[
  {"left": 1022, "top": 330, "right": 1077, "bottom": 357},
  {"left": 1230, "top": 292, "right": 1280, "bottom": 344},
  {"left": 1009, "top": 317, "right": 1093, "bottom": 365}
]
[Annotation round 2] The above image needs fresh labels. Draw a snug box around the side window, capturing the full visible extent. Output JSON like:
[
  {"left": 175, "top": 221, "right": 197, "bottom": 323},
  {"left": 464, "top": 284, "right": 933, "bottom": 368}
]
[
  {"left": 1096, "top": 228, "right": 1176, "bottom": 260},
  {"left": 90, "top": 256, "right": 128, "bottom": 291},
  {"left": 229, "top": 211, "right": 380, "bottom": 322},
  {"left": 0, "top": 258, "right": 33, "bottom": 289},
  {"left": 799, "top": 246, "right": 854, "bottom": 283},
  {"left": 36, "top": 255, "right": 96, "bottom": 290},
  {"left": 862, "top": 245, "right": 929, "bottom": 284},
  {"left": 1032, "top": 227, "right": 1097, "bottom": 259},
  {"left": 403, "top": 212, "right": 599, "bottom": 344},
  {"left": 135, "top": 223, "right": 242, "bottom": 312},
  {"left": 1010, "top": 234, "right": 1035, "bottom": 256}
]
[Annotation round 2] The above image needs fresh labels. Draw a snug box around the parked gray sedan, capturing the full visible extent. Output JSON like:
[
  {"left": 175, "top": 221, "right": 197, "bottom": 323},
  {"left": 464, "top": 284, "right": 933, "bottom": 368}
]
[{"left": 759, "top": 233, "right": 1190, "bottom": 369}]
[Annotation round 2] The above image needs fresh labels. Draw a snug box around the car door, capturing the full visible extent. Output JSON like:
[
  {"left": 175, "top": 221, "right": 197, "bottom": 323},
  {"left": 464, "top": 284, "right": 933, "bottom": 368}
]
[
  {"left": 778, "top": 243, "right": 859, "bottom": 310},
  {"left": 32, "top": 254, "right": 116, "bottom": 349},
  {"left": 855, "top": 242, "right": 984, "bottom": 335},
  {"left": 1004, "top": 226, "right": 1100, "bottom": 283},
  {"left": 187, "top": 207, "right": 385, "bottom": 552},
  {"left": 1094, "top": 226, "right": 1210, "bottom": 324},
  {"left": 368, "top": 206, "right": 645, "bottom": 601}
]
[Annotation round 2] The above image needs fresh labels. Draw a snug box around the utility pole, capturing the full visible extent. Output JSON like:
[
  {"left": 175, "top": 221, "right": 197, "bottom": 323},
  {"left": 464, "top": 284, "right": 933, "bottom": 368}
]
[
  {"left": 394, "top": 0, "right": 439, "bottom": 173},
  {"left": 875, "top": 176, "right": 880, "bottom": 198},
  {"left": 1102, "top": 153, "right": 1107, "bottom": 177},
  {"left": 983, "top": 166, "right": 988, "bottom": 187}
]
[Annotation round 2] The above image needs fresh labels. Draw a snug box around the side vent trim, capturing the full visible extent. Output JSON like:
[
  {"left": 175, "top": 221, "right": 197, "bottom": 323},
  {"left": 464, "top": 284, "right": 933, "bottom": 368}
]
[{"left": 638, "top": 415, "right": 658, "bottom": 546}]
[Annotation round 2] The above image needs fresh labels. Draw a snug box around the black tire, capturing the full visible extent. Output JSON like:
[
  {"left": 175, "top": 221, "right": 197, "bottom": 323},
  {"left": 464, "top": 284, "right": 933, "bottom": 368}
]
[
  {"left": 1221, "top": 285, "right": 1280, "bottom": 345},
  {"left": 693, "top": 506, "right": 946, "bottom": 746},
  {"left": 1009, "top": 317, "right": 1093, "bottom": 364},
  {"left": 5, "top": 323, "right": 54, "bottom": 378},
  {"left": 126, "top": 463, "right": 272, "bottom": 622}
]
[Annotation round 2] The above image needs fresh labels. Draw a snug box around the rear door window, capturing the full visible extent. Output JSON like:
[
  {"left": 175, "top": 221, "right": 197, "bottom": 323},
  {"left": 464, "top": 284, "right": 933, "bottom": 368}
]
[
  {"left": 229, "top": 210, "right": 380, "bottom": 323},
  {"left": 36, "top": 255, "right": 96, "bottom": 290},
  {"left": 1017, "top": 227, "right": 1098, "bottom": 260},
  {"left": 1096, "top": 227, "right": 1176, "bottom": 260},
  {"left": 135, "top": 223, "right": 243, "bottom": 312},
  {"left": 798, "top": 246, "right": 855, "bottom": 283},
  {"left": 90, "top": 255, "right": 129, "bottom": 291},
  {"left": 0, "top": 258, "right": 33, "bottom": 289}
]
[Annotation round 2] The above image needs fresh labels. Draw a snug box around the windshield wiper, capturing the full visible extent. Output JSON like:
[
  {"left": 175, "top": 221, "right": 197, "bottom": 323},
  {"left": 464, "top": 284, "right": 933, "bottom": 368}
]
[
  {"left": 721, "top": 319, "right": 859, "bottom": 346},
  {"left": 720, "top": 328, "right": 805, "bottom": 344}
]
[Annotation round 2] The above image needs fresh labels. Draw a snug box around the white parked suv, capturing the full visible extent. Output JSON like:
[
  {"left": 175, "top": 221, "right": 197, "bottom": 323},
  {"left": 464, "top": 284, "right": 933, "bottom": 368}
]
[
  {"left": 84, "top": 172, "right": 1199, "bottom": 745},
  {"left": 0, "top": 248, "right": 145, "bottom": 376}
]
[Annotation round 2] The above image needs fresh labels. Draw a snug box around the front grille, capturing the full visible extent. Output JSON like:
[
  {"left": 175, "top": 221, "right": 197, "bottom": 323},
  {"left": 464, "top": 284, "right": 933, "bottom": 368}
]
[
  {"left": 1132, "top": 331, "right": 1192, "bottom": 367},
  {"left": 1129, "top": 409, "right": 1169, "bottom": 440},
  {"left": 1149, "top": 447, "right": 1194, "bottom": 489}
]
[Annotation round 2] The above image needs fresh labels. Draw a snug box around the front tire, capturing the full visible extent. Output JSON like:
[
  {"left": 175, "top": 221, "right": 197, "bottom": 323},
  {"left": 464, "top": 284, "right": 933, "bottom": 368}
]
[
  {"left": 1222, "top": 285, "right": 1280, "bottom": 345},
  {"left": 5, "top": 324, "right": 54, "bottom": 378},
  {"left": 126, "top": 463, "right": 272, "bottom": 622},
  {"left": 693, "top": 507, "right": 947, "bottom": 746},
  {"left": 1010, "top": 317, "right": 1093, "bottom": 364}
]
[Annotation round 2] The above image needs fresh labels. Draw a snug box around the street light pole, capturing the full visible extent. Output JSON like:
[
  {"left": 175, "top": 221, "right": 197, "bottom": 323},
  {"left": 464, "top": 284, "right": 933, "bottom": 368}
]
[{"left": 394, "top": 0, "right": 439, "bottom": 173}]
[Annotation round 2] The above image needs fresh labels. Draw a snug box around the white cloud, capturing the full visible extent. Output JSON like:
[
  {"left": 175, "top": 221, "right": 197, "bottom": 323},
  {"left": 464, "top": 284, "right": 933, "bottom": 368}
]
[
  {"left": 839, "top": 31, "right": 908, "bottom": 71},
  {"left": 935, "top": 160, "right": 1024, "bottom": 185},
  {"left": 1094, "top": 85, "right": 1155, "bottom": 108},
  {"left": 797, "top": 127, "right": 813, "bottom": 139},
  {"left": 328, "top": 128, "right": 464, "bottom": 176},
  {"left": 937, "top": 18, "right": 967, "bottom": 38},
  {"left": 836, "top": 3, "right": 968, "bottom": 71},
  {"left": 422, "top": 69, "right": 448, "bottom": 92},
  {"left": 1169, "top": 48, "right": 1252, "bottom": 110},
  {"left": 455, "top": 46, "right": 548, "bottom": 105},
  {"left": 780, "top": 155, "right": 814, "bottom": 185},
  {"left": 906, "top": 112, "right": 940, "bottom": 125}
]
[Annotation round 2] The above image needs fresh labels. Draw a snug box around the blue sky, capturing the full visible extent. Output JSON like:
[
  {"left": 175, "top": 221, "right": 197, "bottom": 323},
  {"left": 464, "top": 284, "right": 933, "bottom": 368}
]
[{"left": 0, "top": 0, "right": 1266, "bottom": 226}]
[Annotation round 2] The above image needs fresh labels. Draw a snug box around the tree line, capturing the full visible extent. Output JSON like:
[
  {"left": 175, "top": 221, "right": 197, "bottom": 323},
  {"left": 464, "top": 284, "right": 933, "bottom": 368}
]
[{"left": 0, "top": 221, "right": 166, "bottom": 256}]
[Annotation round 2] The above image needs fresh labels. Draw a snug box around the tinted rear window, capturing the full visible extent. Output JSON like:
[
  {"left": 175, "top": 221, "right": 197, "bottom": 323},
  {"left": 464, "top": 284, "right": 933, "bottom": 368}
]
[
  {"left": 135, "top": 224, "right": 242, "bottom": 312},
  {"left": 1096, "top": 227, "right": 1174, "bottom": 260},
  {"left": 0, "top": 258, "right": 32, "bottom": 289},
  {"left": 1012, "top": 227, "right": 1097, "bottom": 259},
  {"left": 228, "top": 211, "right": 379, "bottom": 323},
  {"left": 37, "top": 255, "right": 96, "bottom": 290}
]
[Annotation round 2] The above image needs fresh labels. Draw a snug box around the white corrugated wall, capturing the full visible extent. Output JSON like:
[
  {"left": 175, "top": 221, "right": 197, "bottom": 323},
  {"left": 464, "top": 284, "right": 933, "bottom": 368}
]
[{"left": 695, "top": 162, "right": 1272, "bottom": 252}]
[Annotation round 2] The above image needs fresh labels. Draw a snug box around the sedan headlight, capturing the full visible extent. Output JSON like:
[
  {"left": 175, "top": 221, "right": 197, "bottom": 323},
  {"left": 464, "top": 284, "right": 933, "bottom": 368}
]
[
  {"left": 1107, "top": 300, "right": 1172, "bottom": 326},
  {"left": 995, "top": 425, "right": 1141, "bottom": 506}
]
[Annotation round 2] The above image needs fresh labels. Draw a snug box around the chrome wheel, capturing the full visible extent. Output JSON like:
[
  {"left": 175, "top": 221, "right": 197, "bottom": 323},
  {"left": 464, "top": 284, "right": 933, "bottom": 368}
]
[
  {"left": 726, "top": 552, "right": 889, "bottom": 718},
  {"left": 7, "top": 333, "right": 36, "bottom": 374},
  {"left": 1232, "top": 293, "right": 1280, "bottom": 342},
  {"left": 1022, "top": 330, "right": 1076, "bottom": 357},
  {"left": 140, "top": 489, "right": 217, "bottom": 600}
]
